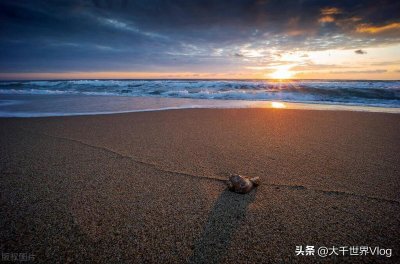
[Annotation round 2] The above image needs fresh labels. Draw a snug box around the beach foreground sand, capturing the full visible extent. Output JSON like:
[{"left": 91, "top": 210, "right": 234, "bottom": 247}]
[{"left": 1, "top": 108, "right": 399, "bottom": 263}]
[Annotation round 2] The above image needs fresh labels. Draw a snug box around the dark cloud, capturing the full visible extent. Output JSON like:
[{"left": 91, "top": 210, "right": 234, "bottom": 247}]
[
  {"left": 355, "top": 49, "right": 367, "bottom": 54},
  {"left": 0, "top": 0, "right": 399, "bottom": 73}
]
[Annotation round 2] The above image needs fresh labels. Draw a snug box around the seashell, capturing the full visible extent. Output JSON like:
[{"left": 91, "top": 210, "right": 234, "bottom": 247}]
[{"left": 226, "top": 174, "right": 260, "bottom": 194}]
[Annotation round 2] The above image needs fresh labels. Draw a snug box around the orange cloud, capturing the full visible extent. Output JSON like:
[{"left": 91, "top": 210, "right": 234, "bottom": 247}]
[
  {"left": 321, "top": 7, "right": 341, "bottom": 15},
  {"left": 319, "top": 7, "right": 340, "bottom": 24},
  {"left": 287, "top": 29, "right": 308, "bottom": 36},
  {"left": 319, "top": 15, "right": 335, "bottom": 23},
  {"left": 356, "top": 22, "right": 400, "bottom": 34}
]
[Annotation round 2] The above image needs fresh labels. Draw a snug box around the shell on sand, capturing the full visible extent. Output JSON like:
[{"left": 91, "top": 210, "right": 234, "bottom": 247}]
[{"left": 226, "top": 174, "right": 260, "bottom": 194}]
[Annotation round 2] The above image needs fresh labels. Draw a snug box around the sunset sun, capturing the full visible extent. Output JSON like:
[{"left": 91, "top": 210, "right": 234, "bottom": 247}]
[
  {"left": 270, "top": 65, "right": 295, "bottom": 79},
  {"left": 271, "top": 69, "right": 293, "bottom": 79}
]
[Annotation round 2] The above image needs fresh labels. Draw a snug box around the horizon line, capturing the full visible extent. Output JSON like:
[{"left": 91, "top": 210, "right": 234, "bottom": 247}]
[{"left": 1, "top": 78, "right": 399, "bottom": 81}]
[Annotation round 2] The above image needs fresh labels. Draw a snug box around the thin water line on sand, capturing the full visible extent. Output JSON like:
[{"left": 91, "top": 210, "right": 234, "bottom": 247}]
[
  {"left": 266, "top": 184, "right": 400, "bottom": 205},
  {"left": 20, "top": 127, "right": 400, "bottom": 205},
  {"left": 19, "top": 127, "right": 226, "bottom": 183}
]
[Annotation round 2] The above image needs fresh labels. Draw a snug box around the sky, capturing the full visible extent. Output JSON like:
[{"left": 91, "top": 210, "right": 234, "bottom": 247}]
[{"left": 0, "top": 0, "right": 400, "bottom": 80}]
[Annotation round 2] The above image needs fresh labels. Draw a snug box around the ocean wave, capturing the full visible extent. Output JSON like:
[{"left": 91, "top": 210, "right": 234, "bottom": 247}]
[{"left": 0, "top": 80, "right": 399, "bottom": 107}]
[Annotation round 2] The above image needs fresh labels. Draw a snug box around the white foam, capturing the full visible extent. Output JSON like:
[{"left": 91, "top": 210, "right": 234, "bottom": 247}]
[{"left": 0, "top": 80, "right": 399, "bottom": 107}]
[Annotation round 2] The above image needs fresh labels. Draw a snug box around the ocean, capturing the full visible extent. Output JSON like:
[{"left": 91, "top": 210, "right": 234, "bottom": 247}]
[{"left": 0, "top": 79, "right": 399, "bottom": 117}]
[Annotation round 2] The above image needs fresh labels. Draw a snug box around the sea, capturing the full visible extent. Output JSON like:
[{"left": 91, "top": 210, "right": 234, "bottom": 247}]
[{"left": 0, "top": 79, "right": 399, "bottom": 117}]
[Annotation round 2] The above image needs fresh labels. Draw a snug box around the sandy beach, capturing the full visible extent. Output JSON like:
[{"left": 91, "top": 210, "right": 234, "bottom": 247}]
[{"left": 1, "top": 108, "right": 399, "bottom": 263}]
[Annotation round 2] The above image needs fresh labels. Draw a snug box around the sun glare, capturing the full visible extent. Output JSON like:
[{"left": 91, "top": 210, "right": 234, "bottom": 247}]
[
  {"left": 269, "top": 64, "right": 295, "bottom": 80},
  {"left": 270, "top": 68, "right": 294, "bottom": 79},
  {"left": 271, "top": 102, "right": 287, "bottom": 108}
]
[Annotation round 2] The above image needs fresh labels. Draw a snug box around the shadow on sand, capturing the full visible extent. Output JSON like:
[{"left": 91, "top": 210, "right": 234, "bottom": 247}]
[{"left": 189, "top": 189, "right": 257, "bottom": 264}]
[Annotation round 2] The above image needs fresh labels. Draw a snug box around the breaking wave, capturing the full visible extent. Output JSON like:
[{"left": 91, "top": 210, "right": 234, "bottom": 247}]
[{"left": 0, "top": 79, "right": 399, "bottom": 107}]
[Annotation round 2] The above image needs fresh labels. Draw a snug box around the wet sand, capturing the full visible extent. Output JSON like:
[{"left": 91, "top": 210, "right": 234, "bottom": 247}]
[{"left": 1, "top": 108, "right": 399, "bottom": 263}]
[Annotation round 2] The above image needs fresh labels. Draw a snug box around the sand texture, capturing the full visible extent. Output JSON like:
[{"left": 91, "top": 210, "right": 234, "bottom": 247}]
[{"left": 1, "top": 108, "right": 399, "bottom": 263}]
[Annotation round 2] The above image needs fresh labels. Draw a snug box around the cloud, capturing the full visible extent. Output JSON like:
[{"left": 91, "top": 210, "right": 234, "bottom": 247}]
[
  {"left": 321, "top": 7, "right": 341, "bottom": 15},
  {"left": 371, "top": 60, "right": 400, "bottom": 66},
  {"left": 355, "top": 49, "right": 367, "bottom": 54},
  {"left": 319, "top": 16, "right": 335, "bottom": 23},
  {"left": 292, "top": 62, "right": 353, "bottom": 71},
  {"left": 318, "top": 7, "right": 341, "bottom": 24},
  {"left": 0, "top": 0, "right": 400, "bottom": 73},
  {"left": 329, "top": 70, "right": 387, "bottom": 74},
  {"left": 356, "top": 23, "right": 400, "bottom": 34}
]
